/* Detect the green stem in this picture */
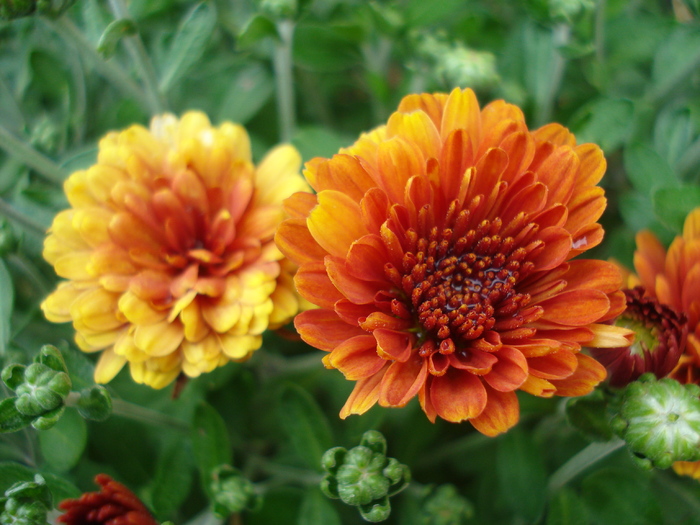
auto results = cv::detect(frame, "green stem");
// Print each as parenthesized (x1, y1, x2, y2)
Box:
(109, 397, 189, 433)
(273, 19, 296, 143)
(414, 432, 489, 470)
(108, 0, 167, 114)
(0, 126, 66, 186)
(48, 17, 151, 113)
(0, 198, 47, 237)
(249, 455, 323, 492)
(256, 350, 322, 381)
(548, 439, 625, 493)
(7, 254, 52, 297)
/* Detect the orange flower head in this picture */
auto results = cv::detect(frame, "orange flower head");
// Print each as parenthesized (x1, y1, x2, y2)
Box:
(57, 474, 157, 525)
(276, 88, 629, 435)
(41, 112, 309, 389)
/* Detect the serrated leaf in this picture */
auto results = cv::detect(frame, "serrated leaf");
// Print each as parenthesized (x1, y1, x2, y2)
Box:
(496, 427, 547, 522)
(546, 488, 590, 525)
(159, 2, 217, 93)
(38, 409, 86, 472)
(624, 143, 678, 195)
(191, 401, 231, 492)
(237, 14, 278, 50)
(278, 383, 333, 470)
(150, 438, 193, 519)
(298, 487, 341, 525)
(217, 64, 274, 124)
(97, 18, 137, 59)
(652, 185, 700, 234)
(581, 468, 661, 524)
(0, 398, 34, 433)
(0, 260, 13, 358)
(651, 25, 700, 100)
(571, 98, 634, 153)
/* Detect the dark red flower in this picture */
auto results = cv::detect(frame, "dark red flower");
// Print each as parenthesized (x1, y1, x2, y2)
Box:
(57, 474, 157, 525)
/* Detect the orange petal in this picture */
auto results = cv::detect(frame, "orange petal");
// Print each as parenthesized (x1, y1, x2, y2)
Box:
(295, 309, 364, 351)
(482, 346, 528, 392)
(683, 208, 700, 241)
(340, 368, 386, 418)
(519, 374, 556, 397)
(313, 155, 376, 202)
(326, 256, 383, 305)
(387, 110, 441, 160)
(294, 262, 343, 309)
(532, 123, 576, 147)
(529, 227, 571, 272)
(633, 230, 666, 289)
(550, 353, 606, 397)
(441, 88, 481, 152)
(470, 387, 519, 436)
(449, 349, 498, 374)
(537, 289, 610, 326)
(275, 218, 328, 266)
(430, 368, 487, 422)
(563, 259, 622, 294)
(527, 349, 578, 380)
(574, 143, 606, 187)
(326, 335, 384, 380)
(374, 329, 413, 362)
(376, 137, 426, 204)
(379, 356, 428, 407)
(307, 190, 365, 258)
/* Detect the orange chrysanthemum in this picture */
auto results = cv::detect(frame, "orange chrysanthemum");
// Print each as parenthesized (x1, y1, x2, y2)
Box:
(41, 112, 309, 389)
(276, 88, 629, 436)
(630, 207, 700, 479)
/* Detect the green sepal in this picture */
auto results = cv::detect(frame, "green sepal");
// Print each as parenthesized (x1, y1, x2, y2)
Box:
(37, 345, 68, 374)
(1, 365, 26, 392)
(97, 19, 137, 59)
(359, 430, 387, 456)
(30, 405, 65, 431)
(383, 458, 410, 497)
(321, 447, 346, 476)
(76, 386, 112, 421)
(208, 465, 261, 518)
(4, 474, 51, 507)
(358, 496, 391, 523)
(0, 399, 34, 433)
(320, 474, 340, 500)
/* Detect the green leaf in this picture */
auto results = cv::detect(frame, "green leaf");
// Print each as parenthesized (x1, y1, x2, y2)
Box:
(191, 401, 231, 491)
(293, 24, 361, 72)
(40, 472, 81, 501)
(581, 468, 662, 524)
(298, 487, 341, 525)
(0, 259, 13, 358)
(237, 14, 278, 50)
(291, 126, 355, 162)
(624, 142, 678, 195)
(496, 427, 547, 522)
(650, 25, 700, 100)
(0, 398, 34, 433)
(217, 64, 274, 125)
(566, 393, 613, 442)
(570, 98, 634, 153)
(278, 383, 333, 470)
(97, 18, 138, 59)
(654, 107, 696, 170)
(0, 462, 35, 493)
(149, 438, 193, 519)
(404, 0, 465, 27)
(546, 488, 590, 525)
(159, 2, 217, 93)
(652, 185, 700, 233)
(38, 409, 87, 472)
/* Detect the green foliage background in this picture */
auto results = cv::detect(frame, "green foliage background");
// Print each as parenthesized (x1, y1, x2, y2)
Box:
(1, 0, 700, 523)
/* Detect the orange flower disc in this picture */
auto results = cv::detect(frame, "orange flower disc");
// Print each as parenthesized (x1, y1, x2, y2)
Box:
(276, 88, 629, 435)
(42, 112, 309, 388)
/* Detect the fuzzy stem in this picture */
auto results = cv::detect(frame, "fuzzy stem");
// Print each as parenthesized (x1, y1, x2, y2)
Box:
(108, 0, 167, 114)
(273, 19, 296, 143)
(0, 198, 48, 237)
(48, 17, 151, 113)
(548, 439, 626, 493)
(109, 397, 189, 433)
(0, 126, 66, 186)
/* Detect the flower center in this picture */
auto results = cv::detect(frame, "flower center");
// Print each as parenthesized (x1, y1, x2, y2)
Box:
(396, 215, 535, 354)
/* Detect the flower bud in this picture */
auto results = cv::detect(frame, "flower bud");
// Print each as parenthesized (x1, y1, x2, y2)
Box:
(419, 484, 474, 525)
(0, 474, 52, 525)
(14, 363, 71, 417)
(611, 374, 700, 469)
(209, 465, 261, 517)
(321, 430, 410, 523)
(76, 386, 112, 422)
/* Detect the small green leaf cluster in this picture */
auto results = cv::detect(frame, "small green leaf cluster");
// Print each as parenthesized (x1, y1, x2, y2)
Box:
(321, 430, 410, 523)
(418, 484, 473, 525)
(0, 474, 51, 525)
(0, 345, 72, 431)
(611, 373, 700, 469)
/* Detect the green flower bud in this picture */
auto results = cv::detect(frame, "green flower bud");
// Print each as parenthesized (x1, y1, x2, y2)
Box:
(209, 465, 261, 517)
(2, 365, 26, 392)
(612, 374, 700, 469)
(321, 431, 410, 523)
(0, 474, 51, 525)
(31, 405, 64, 431)
(76, 386, 112, 421)
(419, 484, 474, 525)
(14, 363, 70, 417)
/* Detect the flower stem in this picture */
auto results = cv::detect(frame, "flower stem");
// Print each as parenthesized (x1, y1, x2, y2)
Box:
(548, 438, 626, 493)
(109, 397, 189, 433)
(108, 0, 167, 114)
(0, 198, 48, 237)
(273, 19, 296, 143)
(47, 17, 151, 113)
(0, 126, 66, 186)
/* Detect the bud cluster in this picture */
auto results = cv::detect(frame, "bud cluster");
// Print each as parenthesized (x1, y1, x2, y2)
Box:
(0, 474, 52, 525)
(208, 465, 261, 517)
(321, 430, 410, 523)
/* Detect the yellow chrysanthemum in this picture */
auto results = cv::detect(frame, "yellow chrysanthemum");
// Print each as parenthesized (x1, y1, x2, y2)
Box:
(41, 112, 309, 388)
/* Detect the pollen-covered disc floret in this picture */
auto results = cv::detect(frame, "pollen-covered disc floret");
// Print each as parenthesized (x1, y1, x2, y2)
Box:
(41, 112, 309, 389)
(276, 88, 630, 435)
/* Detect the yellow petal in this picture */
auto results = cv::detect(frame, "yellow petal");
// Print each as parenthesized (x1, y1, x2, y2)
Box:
(69, 288, 123, 332)
(133, 320, 184, 357)
(255, 144, 306, 206)
(94, 348, 127, 384)
(219, 333, 261, 360)
(119, 291, 168, 325)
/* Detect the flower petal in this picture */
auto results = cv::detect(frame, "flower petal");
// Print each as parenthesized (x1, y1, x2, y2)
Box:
(470, 386, 519, 436)
(430, 368, 487, 422)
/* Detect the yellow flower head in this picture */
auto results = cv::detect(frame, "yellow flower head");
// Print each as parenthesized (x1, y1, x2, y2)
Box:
(41, 112, 309, 389)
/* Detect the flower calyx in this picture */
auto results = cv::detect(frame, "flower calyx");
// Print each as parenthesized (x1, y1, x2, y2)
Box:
(0, 474, 52, 525)
(321, 430, 410, 523)
(208, 465, 261, 518)
(611, 373, 700, 469)
(0, 345, 71, 431)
